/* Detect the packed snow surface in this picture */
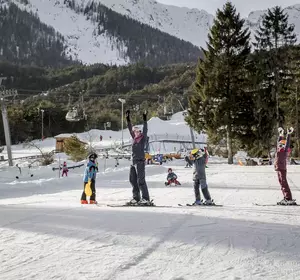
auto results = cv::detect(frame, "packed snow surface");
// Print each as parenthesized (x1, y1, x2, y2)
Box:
(1, 111, 300, 279)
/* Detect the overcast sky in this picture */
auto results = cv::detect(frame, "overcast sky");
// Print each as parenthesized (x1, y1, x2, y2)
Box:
(156, 0, 300, 17)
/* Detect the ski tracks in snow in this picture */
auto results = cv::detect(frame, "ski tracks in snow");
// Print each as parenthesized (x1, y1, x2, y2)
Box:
(101, 213, 194, 280)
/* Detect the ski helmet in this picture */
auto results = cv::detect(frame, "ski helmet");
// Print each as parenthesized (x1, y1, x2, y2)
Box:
(88, 153, 98, 160)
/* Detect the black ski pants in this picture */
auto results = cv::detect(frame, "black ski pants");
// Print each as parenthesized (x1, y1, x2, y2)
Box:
(129, 161, 150, 201)
(81, 179, 96, 201)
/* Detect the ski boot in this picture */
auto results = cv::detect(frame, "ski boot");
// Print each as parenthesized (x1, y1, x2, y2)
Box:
(203, 199, 215, 205)
(90, 200, 98, 204)
(277, 198, 297, 205)
(138, 199, 154, 206)
(192, 200, 203, 206)
(125, 198, 139, 206)
(81, 200, 88, 204)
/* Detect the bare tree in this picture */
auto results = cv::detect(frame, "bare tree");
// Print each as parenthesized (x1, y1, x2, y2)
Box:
(24, 140, 54, 166)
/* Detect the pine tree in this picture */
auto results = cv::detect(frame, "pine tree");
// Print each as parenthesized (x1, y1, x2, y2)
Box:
(254, 6, 297, 127)
(187, 1, 253, 164)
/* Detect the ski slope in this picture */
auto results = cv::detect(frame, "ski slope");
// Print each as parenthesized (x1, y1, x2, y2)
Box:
(0, 111, 206, 160)
(1, 111, 300, 279)
(0, 156, 300, 279)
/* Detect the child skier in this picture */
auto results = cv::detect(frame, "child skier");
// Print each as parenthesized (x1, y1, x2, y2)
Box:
(62, 161, 68, 177)
(81, 153, 98, 204)
(191, 148, 213, 205)
(275, 127, 296, 205)
(165, 168, 181, 186)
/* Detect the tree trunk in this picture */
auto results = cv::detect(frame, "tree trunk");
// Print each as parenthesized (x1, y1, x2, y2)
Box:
(227, 126, 233, 164)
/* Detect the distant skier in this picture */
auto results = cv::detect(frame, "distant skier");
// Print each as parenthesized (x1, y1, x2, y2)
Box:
(191, 148, 213, 205)
(62, 161, 68, 177)
(165, 168, 181, 186)
(81, 153, 98, 204)
(275, 127, 296, 205)
(184, 150, 193, 168)
(126, 109, 151, 205)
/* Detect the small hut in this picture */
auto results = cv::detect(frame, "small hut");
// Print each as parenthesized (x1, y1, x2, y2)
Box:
(54, 133, 87, 153)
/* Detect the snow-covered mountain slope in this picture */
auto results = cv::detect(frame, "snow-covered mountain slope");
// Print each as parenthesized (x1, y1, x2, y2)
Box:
(246, 4, 300, 41)
(7, 0, 300, 65)
(103, 0, 300, 47)
(9, 0, 129, 65)
(95, 0, 214, 50)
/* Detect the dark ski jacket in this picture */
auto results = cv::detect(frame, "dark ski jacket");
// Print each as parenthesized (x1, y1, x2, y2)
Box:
(193, 152, 207, 180)
(127, 120, 147, 164)
(167, 172, 177, 181)
(274, 134, 290, 171)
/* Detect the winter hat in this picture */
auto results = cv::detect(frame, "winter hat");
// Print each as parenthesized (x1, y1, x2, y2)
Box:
(132, 126, 142, 132)
(168, 168, 172, 172)
(88, 153, 98, 160)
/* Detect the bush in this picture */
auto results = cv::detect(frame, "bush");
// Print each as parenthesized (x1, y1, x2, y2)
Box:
(64, 135, 88, 162)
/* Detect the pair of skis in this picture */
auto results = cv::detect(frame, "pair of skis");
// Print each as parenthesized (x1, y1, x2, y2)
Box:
(105, 201, 223, 208)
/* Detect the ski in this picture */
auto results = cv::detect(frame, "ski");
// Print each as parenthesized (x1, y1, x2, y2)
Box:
(254, 203, 299, 207)
(178, 203, 223, 207)
(106, 204, 172, 208)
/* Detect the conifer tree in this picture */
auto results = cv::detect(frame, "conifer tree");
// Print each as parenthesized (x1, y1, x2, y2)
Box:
(187, 1, 253, 164)
(254, 6, 297, 127)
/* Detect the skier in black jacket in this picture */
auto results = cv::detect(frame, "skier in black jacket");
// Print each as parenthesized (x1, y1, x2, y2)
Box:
(126, 109, 151, 205)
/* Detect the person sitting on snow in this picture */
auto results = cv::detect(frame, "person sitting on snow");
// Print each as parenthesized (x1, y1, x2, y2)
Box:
(165, 168, 181, 186)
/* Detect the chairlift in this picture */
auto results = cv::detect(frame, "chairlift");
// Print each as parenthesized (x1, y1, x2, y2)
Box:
(65, 94, 87, 122)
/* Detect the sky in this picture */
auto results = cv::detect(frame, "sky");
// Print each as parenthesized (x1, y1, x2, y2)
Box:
(156, 0, 300, 17)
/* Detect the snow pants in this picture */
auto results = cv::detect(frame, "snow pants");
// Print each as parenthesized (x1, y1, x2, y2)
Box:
(81, 179, 96, 201)
(193, 177, 211, 201)
(62, 170, 68, 177)
(130, 161, 150, 201)
(277, 170, 292, 200)
(166, 179, 180, 185)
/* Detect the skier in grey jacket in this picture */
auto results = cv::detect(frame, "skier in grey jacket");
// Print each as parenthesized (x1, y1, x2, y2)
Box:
(191, 148, 213, 205)
(126, 109, 151, 205)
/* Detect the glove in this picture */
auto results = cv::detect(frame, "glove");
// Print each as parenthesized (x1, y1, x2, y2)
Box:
(278, 127, 284, 136)
(125, 110, 130, 122)
(143, 110, 147, 121)
(287, 127, 294, 134)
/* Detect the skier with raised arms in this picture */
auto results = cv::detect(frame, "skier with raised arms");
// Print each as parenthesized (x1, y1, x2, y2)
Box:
(126, 109, 152, 206)
(275, 127, 296, 205)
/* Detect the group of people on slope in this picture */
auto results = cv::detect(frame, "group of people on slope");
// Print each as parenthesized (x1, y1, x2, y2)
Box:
(79, 110, 297, 206)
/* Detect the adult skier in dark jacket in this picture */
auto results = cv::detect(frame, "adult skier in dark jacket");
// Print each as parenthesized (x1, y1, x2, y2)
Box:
(275, 127, 296, 205)
(126, 110, 151, 205)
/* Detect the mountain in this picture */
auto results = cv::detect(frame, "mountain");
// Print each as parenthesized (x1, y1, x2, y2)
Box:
(2, 0, 202, 67)
(2, 0, 300, 67)
(102, 1, 300, 48)
(0, 1, 75, 67)
(245, 4, 300, 41)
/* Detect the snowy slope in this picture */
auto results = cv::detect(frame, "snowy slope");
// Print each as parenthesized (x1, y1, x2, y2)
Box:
(7, 0, 300, 65)
(245, 4, 300, 42)
(1, 158, 300, 279)
(9, 0, 129, 65)
(95, 0, 214, 49)
(0, 111, 206, 161)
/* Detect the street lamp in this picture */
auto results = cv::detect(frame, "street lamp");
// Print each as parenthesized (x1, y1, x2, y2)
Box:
(118, 98, 126, 147)
(182, 110, 196, 149)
